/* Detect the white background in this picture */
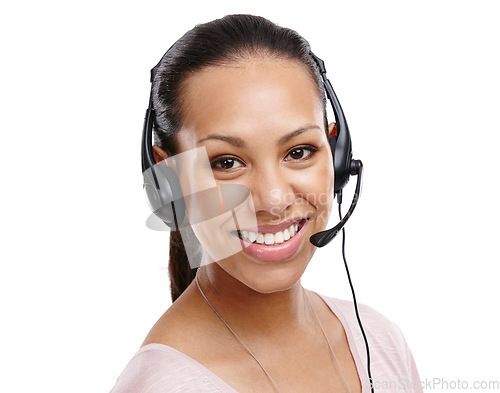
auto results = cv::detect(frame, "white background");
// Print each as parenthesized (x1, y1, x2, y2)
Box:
(1, 0, 499, 392)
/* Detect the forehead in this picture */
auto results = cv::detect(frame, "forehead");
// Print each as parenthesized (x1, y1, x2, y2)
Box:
(177, 59, 324, 143)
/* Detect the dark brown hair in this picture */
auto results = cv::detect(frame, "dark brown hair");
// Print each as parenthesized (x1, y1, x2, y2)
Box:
(151, 14, 326, 302)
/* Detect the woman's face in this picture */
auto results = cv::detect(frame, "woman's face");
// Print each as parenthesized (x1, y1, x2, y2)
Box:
(175, 58, 335, 293)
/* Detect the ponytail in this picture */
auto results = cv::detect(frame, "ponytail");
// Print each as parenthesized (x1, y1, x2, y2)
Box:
(168, 229, 199, 302)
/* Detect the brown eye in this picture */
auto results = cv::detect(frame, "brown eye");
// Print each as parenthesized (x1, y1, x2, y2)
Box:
(220, 158, 236, 169)
(289, 148, 305, 159)
(211, 157, 243, 171)
(285, 146, 317, 161)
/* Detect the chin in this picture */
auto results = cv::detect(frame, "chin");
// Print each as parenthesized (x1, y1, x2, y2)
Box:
(213, 258, 306, 294)
(245, 269, 305, 294)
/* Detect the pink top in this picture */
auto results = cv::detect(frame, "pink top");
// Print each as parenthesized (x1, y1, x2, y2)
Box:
(110, 295, 423, 392)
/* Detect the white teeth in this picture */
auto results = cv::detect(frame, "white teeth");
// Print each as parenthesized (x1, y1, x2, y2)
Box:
(239, 222, 301, 245)
(248, 231, 257, 243)
(264, 233, 274, 245)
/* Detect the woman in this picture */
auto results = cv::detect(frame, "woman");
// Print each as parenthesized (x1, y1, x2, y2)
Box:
(111, 14, 422, 393)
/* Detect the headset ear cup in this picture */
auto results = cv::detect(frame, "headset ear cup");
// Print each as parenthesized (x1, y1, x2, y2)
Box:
(332, 127, 353, 195)
(143, 168, 161, 213)
(143, 165, 186, 229)
(328, 133, 337, 168)
(328, 134, 341, 196)
(311, 52, 354, 195)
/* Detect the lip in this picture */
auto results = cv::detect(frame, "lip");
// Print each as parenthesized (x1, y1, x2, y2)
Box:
(231, 219, 309, 262)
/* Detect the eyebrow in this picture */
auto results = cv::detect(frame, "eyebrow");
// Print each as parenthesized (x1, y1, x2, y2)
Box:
(197, 134, 246, 148)
(277, 125, 322, 145)
(197, 125, 321, 148)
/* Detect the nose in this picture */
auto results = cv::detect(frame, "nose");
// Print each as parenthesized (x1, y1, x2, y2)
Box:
(248, 165, 295, 218)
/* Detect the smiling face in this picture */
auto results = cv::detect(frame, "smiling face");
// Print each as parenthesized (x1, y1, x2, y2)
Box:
(173, 58, 335, 293)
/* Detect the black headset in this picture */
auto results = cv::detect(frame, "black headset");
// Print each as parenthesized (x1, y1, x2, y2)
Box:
(141, 51, 363, 244)
(141, 48, 373, 392)
(141, 57, 185, 230)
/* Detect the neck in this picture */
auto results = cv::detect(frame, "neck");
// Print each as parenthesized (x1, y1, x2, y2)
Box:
(196, 263, 311, 337)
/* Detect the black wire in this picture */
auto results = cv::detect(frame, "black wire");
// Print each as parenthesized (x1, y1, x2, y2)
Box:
(338, 197, 374, 393)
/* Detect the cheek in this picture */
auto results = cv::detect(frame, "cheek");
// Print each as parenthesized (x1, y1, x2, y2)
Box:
(292, 160, 335, 218)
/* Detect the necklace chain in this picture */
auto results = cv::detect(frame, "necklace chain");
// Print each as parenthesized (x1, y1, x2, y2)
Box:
(195, 273, 352, 393)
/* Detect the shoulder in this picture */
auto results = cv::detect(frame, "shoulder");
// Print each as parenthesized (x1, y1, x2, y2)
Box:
(318, 294, 407, 345)
(318, 294, 423, 392)
(109, 344, 229, 393)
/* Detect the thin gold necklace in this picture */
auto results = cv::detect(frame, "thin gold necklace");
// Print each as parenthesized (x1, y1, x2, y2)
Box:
(195, 273, 351, 393)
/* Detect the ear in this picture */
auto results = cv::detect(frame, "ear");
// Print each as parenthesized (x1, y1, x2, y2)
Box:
(152, 145, 169, 164)
(328, 122, 337, 138)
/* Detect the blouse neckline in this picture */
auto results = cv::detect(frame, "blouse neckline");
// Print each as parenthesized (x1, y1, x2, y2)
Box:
(139, 293, 369, 393)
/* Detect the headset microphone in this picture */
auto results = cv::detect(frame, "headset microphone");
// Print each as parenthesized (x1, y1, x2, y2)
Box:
(308, 54, 363, 248)
(309, 161, 362, 247)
